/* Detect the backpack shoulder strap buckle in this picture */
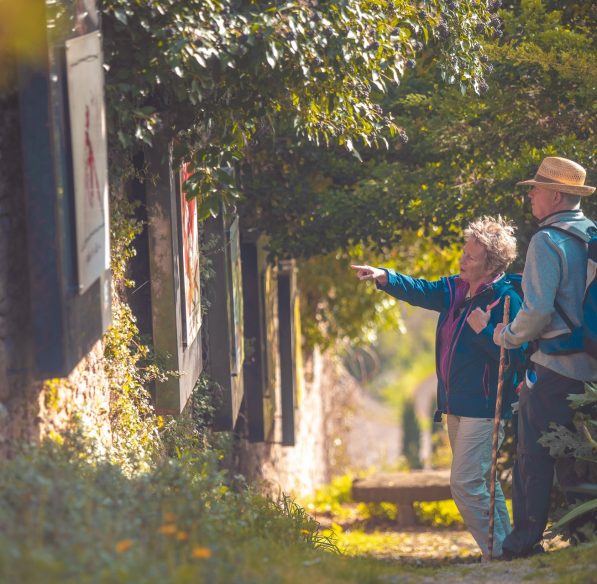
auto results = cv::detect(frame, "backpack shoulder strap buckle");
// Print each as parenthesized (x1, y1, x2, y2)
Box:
(538, 221, 595, 244)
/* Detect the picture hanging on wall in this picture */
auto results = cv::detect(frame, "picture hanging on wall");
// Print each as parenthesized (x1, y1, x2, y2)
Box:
(179, 162, 202, 346)
(65, 30, 110, 293)
(229, 216, 244, 375)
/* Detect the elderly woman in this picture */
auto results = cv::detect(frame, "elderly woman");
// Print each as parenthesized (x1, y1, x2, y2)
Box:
(352, 216, 523, 560)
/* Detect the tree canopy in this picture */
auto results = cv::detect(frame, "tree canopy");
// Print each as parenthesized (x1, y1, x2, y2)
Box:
(101, 0, 498, 210)
(241, 0, 596, 260)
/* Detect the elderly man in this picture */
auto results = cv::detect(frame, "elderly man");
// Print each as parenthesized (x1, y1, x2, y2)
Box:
(493, 156, 597, 559)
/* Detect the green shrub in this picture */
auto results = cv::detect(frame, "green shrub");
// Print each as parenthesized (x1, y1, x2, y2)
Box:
(305, 472, 357, 518)
(540, 382, 597, 543)
(402, 399, 422, 470)
(0, 441, 336, 583)
(415, 501, 463, 528)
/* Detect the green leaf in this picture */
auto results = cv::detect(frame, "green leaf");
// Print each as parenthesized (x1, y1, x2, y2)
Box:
(569, 383, 597, 408)
(113, 8, 127, 25)
(554, 498, 597, 529)
(266, 51, 276, 68)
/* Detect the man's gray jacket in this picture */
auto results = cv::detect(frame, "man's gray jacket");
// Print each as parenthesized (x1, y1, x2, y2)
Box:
(500, 209, 597, 381)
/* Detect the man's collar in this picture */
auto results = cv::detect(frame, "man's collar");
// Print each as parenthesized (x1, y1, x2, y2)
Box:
(539, 209, 584, 227)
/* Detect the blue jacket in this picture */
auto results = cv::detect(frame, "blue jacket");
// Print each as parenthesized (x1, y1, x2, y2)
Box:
(379, 270, 524, 419)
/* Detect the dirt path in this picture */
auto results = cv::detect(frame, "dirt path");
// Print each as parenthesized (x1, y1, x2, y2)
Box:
(337, 526, 574, 583)
(338, 525, 567, 564)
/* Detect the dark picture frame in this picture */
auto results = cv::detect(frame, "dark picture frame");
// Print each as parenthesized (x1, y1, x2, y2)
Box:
(18, 0, 111, 378)
(144, 146, 203, 414)
(204, 209, 245, 431)
(241, 231, 278, 442)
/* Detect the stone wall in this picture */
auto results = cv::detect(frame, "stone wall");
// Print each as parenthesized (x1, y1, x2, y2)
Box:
(36, 341, 112, 453)
(238, 347, 360, 497)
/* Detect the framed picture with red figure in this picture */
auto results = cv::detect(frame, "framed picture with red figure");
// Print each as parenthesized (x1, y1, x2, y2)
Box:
(178, 162, 202, 347)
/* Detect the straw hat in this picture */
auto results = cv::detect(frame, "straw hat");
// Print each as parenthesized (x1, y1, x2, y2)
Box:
(517, 157, 595, 196)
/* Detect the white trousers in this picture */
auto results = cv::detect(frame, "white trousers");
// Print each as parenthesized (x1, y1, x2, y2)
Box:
(447, 414, 512, 557)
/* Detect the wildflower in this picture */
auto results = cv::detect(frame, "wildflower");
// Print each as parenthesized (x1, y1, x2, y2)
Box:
(162, 512, 177, 522)
(158, 524, 177, 535)
(115, 539, 134, 553)
(191, 546, 212, 559)
(301, 529, 311, 536)
(176, 531, 189, 541)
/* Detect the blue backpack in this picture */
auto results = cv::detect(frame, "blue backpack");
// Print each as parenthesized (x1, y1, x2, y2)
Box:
(536, 222, 597, 359)
(502, 274, 529, 399)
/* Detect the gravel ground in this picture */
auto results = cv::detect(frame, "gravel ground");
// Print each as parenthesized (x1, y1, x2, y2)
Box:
(343, 528, 573, 583)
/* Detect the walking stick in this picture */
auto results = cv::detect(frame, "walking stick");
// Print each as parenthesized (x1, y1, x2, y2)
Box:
(488, 295, 510, 561)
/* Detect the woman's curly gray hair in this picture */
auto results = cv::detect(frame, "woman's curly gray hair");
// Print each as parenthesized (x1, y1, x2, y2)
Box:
(464, 215, 517, 275)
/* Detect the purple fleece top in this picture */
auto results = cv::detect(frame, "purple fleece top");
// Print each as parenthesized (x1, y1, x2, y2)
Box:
(437, 274, 503, 391)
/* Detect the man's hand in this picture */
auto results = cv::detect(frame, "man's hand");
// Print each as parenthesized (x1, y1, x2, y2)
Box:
(493, 323, 505, 346)
(467, 307, 490, 334)
(350, 264, 388, 287)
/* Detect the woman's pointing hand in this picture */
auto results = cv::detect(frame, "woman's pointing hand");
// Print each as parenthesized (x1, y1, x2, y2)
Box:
(350, 265, 388, 286)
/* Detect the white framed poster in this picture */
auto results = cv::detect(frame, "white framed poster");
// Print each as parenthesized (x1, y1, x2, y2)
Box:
(179, 162, 202, 346)
(65, 31, 110, 293)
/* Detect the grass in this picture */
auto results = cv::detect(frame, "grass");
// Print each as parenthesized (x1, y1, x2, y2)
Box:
(0, 440, 594, 583)
(0, 441, 442, 584)
(523, 541, 597, 583)
(0, 440, 339, 584)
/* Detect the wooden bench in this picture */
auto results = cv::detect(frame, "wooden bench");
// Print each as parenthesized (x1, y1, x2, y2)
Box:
(352, 469, 452, 527)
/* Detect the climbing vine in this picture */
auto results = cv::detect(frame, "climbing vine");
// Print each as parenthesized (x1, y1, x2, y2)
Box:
(104, 189, 165, 470)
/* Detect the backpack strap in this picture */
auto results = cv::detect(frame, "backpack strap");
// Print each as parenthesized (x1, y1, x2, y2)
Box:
(554, 299, 576, 333)
(535, 221, 597, 331)
(537, 222, 593, 244)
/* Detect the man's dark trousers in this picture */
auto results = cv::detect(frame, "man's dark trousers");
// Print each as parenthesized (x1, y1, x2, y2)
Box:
(502, 363, 584, 556)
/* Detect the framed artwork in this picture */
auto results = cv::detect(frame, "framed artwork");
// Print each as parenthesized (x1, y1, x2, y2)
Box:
(65, 31, 110, 294)
(144, 146, 203, 414)
(179, 163, 201, 347)
(241, 232, 277, 442)
(262, 262, 279, 406)
(204, 210, 244, 430)
(17, 5, 111, 377)
(277, 260, 298, 446)
(229, 216, 244, 375)
(293, 292, 304, 407)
